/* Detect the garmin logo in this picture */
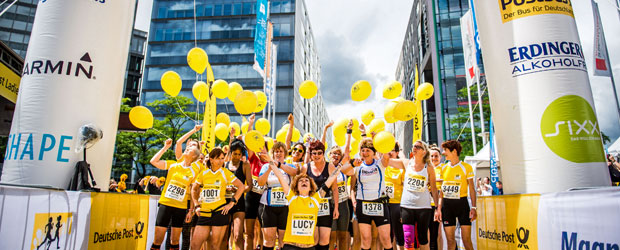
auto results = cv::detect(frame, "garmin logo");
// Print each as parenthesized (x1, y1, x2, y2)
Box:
(508, 41, 586, 77)
(561, 231, 619, 250)
(23, 53, 96, 80)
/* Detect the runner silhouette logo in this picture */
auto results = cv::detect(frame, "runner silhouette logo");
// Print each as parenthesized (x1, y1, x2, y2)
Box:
(30, 212, 73, 250)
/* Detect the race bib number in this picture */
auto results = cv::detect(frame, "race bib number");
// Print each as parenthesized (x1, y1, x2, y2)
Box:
(337, 182, 349, 203)
(270, 187, 287, 206)
(291, 214, 315, 236)
(405, 174, 427, 193)
(318, 198, 330, 216)
(251, 176, 266, 194)
(385, 182, 395, 198)
(200, 185, 220, 203)
(362, 202, 383, 216)
(442, 181, 461, 199)
(164, 181, 187, 202)
(225, 184, 235, 199)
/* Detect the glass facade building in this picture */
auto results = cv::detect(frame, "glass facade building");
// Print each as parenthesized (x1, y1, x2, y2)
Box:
(144, 0, 329, 139)
(0, 0, 37, 59)
(395, 0, 483, 154)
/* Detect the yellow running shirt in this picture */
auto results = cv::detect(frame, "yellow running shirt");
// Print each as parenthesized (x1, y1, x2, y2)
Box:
(440, 161, 474, 199)
(194, 167, 237, 213)
(385, 166, 404, 204)
(159, 160, 201, 209)
(283, 192, 320, 246)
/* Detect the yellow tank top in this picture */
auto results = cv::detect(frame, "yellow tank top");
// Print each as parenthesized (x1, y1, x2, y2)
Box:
(385, 166, 404, 204)
(194, 167, 237, 213)
(283, 192, 320, 246)
(159, 160, 200, 209)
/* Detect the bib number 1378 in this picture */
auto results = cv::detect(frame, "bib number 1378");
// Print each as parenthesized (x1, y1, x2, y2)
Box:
(362, 202, 383, 216)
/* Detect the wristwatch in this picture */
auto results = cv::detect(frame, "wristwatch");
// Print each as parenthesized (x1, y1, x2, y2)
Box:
(230, 197, 237, 205)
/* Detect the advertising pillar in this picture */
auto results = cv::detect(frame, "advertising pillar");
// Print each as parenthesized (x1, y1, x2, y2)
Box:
(473, 1, 610, 193)
(1, 0, 136, 190)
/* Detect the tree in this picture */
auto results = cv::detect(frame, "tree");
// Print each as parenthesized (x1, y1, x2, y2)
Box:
(113, 95, 203, 178)
(447, 84, 491, 160)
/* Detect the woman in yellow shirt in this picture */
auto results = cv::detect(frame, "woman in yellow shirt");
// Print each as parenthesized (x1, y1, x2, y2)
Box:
(190, 148, 245, 250)
(263, 151, 343, 250)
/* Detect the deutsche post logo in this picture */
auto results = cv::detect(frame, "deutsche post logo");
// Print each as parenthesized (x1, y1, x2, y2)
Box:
(134, 221, 144, 239)
(498, 0, 574, 23)
(517, 227, 530, 249)
(30, 213, 73, 250)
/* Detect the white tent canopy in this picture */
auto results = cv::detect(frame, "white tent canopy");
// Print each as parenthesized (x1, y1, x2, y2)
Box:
(464, 141, 499, 169)
(608, 137, 620, 155)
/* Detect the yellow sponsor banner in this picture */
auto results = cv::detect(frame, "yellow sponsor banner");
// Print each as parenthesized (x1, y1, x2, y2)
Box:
(88, 193, 150, 250)
(477, 194, 539, 250)
(202, 63, 216, 153)
(0, 61, 20, 103)
(30, 212, 73, 250)
(498, 0, 574, 23)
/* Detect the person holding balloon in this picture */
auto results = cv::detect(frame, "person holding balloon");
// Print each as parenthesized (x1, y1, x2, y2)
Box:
(175, 124, 203, 162)
(149, 139, 202, 250)
(256, 141, 298, 250)
(383, 142, 405, 250)
(339, 121, 393, 250)
(190, 148, 245, 250)
(222, 138, 253, 250)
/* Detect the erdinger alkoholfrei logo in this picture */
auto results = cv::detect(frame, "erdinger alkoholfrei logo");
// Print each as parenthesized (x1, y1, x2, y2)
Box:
(541, 95, 605, 163)
(517, 227, 530, 249)
(508, 41, 586, 78)
(30, 213, 73, 250)
(23, 52, 96, 80)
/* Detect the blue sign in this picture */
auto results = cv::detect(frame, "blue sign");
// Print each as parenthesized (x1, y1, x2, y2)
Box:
(489, 116, 499, 195)
(253, 0, 269, 76)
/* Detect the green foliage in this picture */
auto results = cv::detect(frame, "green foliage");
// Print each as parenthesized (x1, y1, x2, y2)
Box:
(0, 136, 6, 163)
(447, 85, 491, 160)
(113, 95, 204, 178)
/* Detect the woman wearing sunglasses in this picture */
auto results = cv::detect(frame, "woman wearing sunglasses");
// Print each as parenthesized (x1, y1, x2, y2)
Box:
(297, 140, 340, 250)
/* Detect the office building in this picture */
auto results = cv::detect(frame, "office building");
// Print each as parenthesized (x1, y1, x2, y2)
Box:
(124, 29, 148, 107)
(143, 0, 330, 139)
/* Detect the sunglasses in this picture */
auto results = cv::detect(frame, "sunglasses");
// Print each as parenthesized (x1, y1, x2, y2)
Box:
(413, 145, 424, 150)
(311, 151, 324, 156)
(292, 148, 304, 154)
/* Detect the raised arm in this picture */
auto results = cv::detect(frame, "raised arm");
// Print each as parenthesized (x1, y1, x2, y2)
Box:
(285, 114, 294, 150)
(269, 160, 291, 195)
(247, 114, 256, 133)
(320, 121, 334, 146)
(380, 152, 406, 169)
(343, 120, 353, 161)
(150, 139, 172, 170)
(175, 124, 202, 160)
(318, 164, 343, 198)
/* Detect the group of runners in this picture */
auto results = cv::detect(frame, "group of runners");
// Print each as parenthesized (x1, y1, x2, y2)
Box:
(148, 114, 477, 250)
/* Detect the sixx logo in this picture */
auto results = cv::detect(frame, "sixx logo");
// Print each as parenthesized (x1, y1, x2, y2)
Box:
(30, 213, 73, 250)
(561, 231, 619, 250)
(540, 95, 605, 163)
(498, 0, 574, 23)
(508, 41, 586, 77)
(517, 227, 530, 249)
(23, 53, 96, 80)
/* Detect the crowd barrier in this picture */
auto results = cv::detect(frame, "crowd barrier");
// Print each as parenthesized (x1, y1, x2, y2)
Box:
(1, 184, 618, 250)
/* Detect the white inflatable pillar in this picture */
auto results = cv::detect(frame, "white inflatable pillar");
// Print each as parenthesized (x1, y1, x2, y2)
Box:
(1, 0, 136, 190)
(473, 1, 610, 193)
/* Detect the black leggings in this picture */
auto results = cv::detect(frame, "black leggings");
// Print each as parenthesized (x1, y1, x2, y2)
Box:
(429, 206, 440, 250)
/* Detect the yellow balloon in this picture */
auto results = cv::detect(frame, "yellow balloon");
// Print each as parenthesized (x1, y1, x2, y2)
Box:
(352, 129, 361, 139)
(265, 136, 274, 151)
(303, 133, 315, 143)
(334, 134, 345, 147)
(229, 122, 241, 136)
(215, 123, 229, 141)
(373, 131, 396, 153)
(241, 121, 250, 135)
(245, 130, 265, 152)
(333, 118, 349, 138)
(216, 113, 230, 126)
(361, 109, 375, 125)
(212, 79, 229, 99)
(192, 81, 209, 102)
(416, 82, 434, 101)
(234, 90, 258, 115)
(187, 47, 208, 74)
(368, 119, 385, 134)
(228, 82, 243, 102)
(299, 80, 318, 99)
(393, 100, 417, 121)
(292, 128, 301, 142)
(276, 129, 287, 143)
(384, 101, 398, 123)
(254, 91, 267, 112)
(393, 97, 405, 103)
(160, 71, 182, 97)
(351, 80, 372, 101)
(383, 81, 403, 99)
(129, 106, 153, 129)
(281, 124, 290, 132)
(255, 118, 271, 135)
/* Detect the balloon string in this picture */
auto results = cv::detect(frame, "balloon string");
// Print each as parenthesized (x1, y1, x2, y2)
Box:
(150, 128, 171, 139)
(455, 85, 488, 141)
(175, 99, 199, 124)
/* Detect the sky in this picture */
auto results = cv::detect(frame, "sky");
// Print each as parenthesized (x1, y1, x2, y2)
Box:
(134, 0, 620, 148)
